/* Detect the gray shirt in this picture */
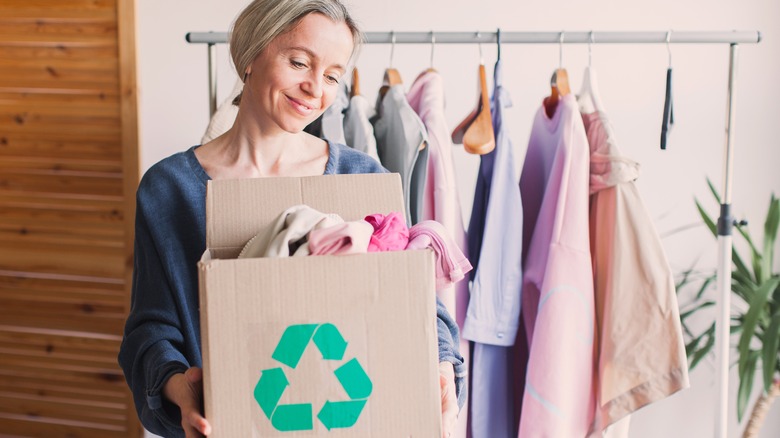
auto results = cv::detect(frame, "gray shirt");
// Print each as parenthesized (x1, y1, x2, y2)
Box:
(372, 85, 429, 226)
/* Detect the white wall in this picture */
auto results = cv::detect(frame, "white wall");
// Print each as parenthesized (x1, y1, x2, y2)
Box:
(137, 0, 780, 436)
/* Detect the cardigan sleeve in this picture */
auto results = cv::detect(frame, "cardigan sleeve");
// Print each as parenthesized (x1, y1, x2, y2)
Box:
(436, 297, 467, 409)
(118, 186, 191, 438)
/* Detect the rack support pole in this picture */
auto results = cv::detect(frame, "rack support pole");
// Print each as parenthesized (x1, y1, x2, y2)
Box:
(715, 42, 738, 438)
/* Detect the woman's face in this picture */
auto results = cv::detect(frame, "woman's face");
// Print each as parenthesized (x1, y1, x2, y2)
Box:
(243, 13, 354, 135)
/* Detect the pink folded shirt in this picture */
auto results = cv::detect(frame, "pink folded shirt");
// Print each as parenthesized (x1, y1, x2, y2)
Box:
(364, 212, 409, 252)
(407, 220, 473, 289)
(308, 220, 374, 256)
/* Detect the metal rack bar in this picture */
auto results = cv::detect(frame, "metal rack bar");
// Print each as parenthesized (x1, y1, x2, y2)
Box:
(185, 30, 761, 45)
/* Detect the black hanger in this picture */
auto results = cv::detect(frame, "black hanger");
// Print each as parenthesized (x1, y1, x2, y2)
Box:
(661, 31, 674, 150)
(661, 68, 674, 150)
(496, 28, 502, 61)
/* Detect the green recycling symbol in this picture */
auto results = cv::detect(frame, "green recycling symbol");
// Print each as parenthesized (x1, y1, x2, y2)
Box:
(253, 323, 373, 432)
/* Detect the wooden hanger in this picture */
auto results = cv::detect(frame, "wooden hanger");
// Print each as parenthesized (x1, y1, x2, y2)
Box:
(379, 31, 403, 100)
(452, 64, 496, 155)
(451, 32, 495, 155)
(451, 106, 478, 145)
(461, 64, 495, 154)
(378, 68, 402, 101)
(544, 32, 570, 119)
(544, 68, 570, 118)
(350, 67, 360, 98)
(384, 68, 402, 86)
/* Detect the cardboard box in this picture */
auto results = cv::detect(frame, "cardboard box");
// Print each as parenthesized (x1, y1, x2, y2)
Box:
(198, 174, 441, 437)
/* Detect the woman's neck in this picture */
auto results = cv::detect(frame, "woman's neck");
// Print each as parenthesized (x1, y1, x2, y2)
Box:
(196, 109, 328, 180)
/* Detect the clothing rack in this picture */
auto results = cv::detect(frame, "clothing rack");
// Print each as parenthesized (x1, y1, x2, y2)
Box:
(185, 30, 760, 116)
(185, 30, 762, 438)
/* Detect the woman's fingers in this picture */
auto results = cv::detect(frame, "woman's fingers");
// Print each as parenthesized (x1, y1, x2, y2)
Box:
(439, 362, 457, 438)
(169, 367, 211, 436)
(183, 408, 211, 437)
(185, 366, 203, 385)
(182, 419, 204, 438)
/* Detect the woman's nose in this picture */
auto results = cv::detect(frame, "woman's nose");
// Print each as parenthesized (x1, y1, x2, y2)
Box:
(301, 72, 323, 98)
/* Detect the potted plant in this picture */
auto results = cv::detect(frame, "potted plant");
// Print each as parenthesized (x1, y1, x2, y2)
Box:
(679, 180, 779, 437)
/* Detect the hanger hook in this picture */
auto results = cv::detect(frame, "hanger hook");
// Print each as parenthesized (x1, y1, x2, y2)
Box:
(390, 30, 396, 67)
(497, 28, 502, 61)
(430, 31, 436, 69)
(476, 31, 484, 64)
(559, 31, 565, 69)
(588, 31, 595, 67)
(666, 30, 672, 67)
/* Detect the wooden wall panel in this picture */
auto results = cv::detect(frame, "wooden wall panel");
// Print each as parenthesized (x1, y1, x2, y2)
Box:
(0, 0, 140, 435)
(0, 18, 117, 38)
(0, 1, 117, 18)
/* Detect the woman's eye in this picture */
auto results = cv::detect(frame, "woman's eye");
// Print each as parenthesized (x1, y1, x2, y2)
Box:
(290, 60, 307, 69)
(325, 75, 339, 84)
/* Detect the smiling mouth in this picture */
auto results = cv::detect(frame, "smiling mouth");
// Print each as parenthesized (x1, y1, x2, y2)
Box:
(286, 96, 318, 115)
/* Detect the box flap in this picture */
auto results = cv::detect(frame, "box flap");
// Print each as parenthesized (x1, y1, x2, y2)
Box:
(206, 173, 405, 253)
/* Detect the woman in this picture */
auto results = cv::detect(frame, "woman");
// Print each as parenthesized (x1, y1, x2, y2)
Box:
(118, 1, 465, 437)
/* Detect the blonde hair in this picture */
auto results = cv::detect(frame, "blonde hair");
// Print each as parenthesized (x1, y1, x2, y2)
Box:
(229, 0, 362, 104)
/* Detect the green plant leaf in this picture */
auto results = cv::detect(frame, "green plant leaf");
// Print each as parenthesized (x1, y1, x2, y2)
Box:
(737, 349, 760, 421)
(733, 251, 754, 286)
(689, 323, 716, 370)
(696, 199, 717, 238)
(695, 275, 716, 301)
(732, 267, 756, 290)
(706, 177, 722, 204)
(685, 333, 702, 358)
(732, 280, 755, 305)
(773, 283, 780, 318)
(738, 278, 780, 376)
(681, 323, 695, 339)
(762, 195, 779, 276)
(762, 309, 780, 393)
(680, 301, 715, 321)
(735, 223, 761, 258)
(734, 223, 764, 284)
(676, 268, 695, 291)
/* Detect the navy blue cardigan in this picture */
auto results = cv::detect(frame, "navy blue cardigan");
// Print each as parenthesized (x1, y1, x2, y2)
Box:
(118, 142, 465, 436)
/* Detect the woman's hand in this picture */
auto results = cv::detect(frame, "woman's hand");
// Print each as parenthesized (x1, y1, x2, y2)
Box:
(439, 361, 458, 438)
(162, 367, 212, 437)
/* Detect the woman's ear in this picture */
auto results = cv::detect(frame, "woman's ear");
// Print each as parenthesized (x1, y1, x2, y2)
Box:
(243, 68, 252, 82)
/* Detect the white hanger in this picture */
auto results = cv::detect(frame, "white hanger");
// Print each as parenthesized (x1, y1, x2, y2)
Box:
(578, 31, 606, 114)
